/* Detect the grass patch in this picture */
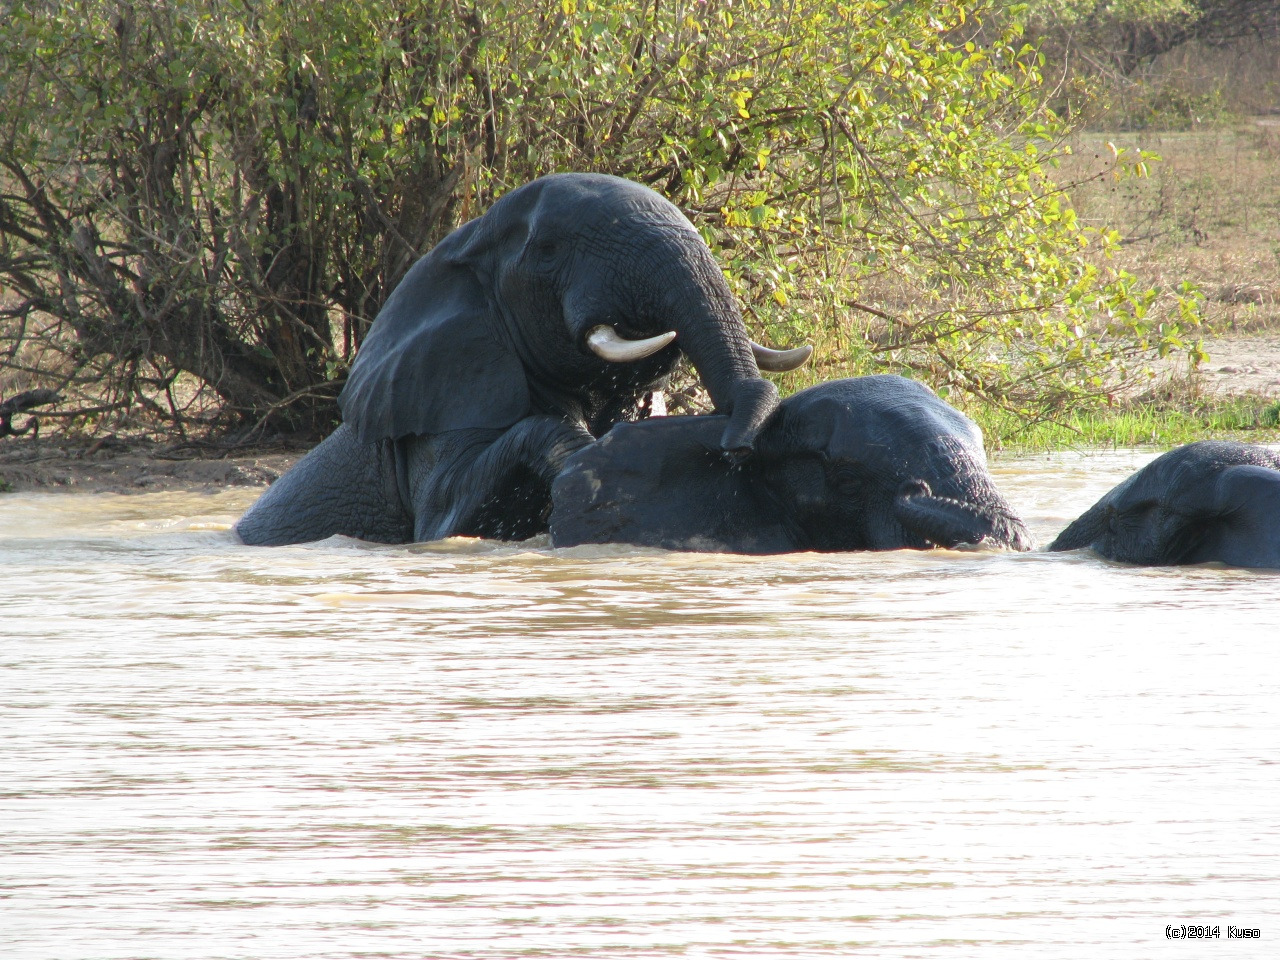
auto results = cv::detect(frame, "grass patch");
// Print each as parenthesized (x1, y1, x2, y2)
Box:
(975, 394, 1280, 453)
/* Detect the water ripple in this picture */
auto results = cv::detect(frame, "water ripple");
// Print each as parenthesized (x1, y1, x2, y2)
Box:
(2, 454, 1278, 959)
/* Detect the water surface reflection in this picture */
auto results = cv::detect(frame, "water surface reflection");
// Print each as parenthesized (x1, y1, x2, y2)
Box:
(2, 450, 1277, 959)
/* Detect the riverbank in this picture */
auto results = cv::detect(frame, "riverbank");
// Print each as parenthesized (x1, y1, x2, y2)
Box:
(2, 332, 1278, 495)
(0, 436, 305, 495)
(970, 334, 1280, 450)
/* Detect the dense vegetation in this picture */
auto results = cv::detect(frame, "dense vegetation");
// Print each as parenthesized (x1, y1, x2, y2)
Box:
(0, 0, 1218, 439)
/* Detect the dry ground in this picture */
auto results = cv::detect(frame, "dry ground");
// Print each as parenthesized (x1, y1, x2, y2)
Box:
(1061, 119, 1280, 337)
(1057, 116, 1280, 408)
(1182, 335, 1280, 396)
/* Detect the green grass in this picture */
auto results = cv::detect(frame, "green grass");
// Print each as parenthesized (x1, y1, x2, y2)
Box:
(974, 394, 1280, 453)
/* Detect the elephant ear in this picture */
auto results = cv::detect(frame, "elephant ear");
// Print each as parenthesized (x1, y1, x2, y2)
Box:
(337, 218, 531, 443)
(550, 416, 796, 554)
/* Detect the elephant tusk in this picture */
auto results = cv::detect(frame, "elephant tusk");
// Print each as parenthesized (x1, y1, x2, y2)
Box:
(586, 325, 677, 363)
(750, 341, 813, 372)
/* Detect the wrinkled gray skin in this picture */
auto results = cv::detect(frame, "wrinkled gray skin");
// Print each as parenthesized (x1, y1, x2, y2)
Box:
(237, 173, 802, 546)
(549, 375, 1033, 554)
(1049, 440, 1280, 568)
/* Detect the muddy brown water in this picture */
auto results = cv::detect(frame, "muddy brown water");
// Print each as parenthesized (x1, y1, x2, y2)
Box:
(2, 448, 1277, 959)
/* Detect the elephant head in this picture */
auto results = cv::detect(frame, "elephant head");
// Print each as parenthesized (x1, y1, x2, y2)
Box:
(337, 173, 808, 456)
(549, 375, 1033, 554)
(1048, 440, 1280, 567)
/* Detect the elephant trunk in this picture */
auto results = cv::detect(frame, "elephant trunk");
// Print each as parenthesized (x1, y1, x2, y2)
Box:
(1047, 507, 1106, 552)
(653, 240, 779, 456)
(894, 479, 1034, 551)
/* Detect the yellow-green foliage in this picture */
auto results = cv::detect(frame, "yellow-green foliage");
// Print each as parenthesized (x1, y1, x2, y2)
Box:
(0, 0, 1200, 431)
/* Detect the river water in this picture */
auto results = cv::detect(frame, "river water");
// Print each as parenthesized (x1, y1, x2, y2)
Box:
(2, 448, 1276, 959)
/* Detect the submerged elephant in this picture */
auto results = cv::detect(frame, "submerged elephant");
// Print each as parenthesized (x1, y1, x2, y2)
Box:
(236, 173, 808, 546)
(549, 375, 1033, 554)
(1048, 440, 1280, 568)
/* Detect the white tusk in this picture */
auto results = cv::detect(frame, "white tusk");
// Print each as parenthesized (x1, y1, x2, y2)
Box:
(751, 341, 812, 372)
(586, 325, 677, 363)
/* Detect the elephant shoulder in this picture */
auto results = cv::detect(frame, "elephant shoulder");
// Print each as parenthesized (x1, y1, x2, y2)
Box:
(338, 244, 531, 443)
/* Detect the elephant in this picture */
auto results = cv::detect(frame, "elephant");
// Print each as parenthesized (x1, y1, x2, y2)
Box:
(1048, 440, 1280, 568)
(236, 172, 809, 546)
(548, 375, 1034, 554)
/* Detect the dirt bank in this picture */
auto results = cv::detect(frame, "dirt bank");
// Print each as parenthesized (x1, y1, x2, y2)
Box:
(0, 437, 305, 495)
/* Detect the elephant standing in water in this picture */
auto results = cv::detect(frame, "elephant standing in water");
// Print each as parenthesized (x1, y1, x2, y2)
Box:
(550, 375, 1033, 554)
(236, 173, 808, 546)
(1049, 440, 1280, 568)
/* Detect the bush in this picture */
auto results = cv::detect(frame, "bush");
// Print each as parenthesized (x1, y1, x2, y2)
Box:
(0, 0, 1200, 437)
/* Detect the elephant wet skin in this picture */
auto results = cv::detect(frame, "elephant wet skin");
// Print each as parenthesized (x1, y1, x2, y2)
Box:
(1048, 440, 1280, 568)
(236, 173, 808, 546)
(549, 375, 1033, 554)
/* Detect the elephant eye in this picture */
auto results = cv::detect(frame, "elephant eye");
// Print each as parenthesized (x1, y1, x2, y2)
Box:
(829, 460, 868, 496)
(528, 238, 559, 263)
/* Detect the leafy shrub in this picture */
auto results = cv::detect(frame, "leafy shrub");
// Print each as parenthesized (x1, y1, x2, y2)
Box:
(0, 0, 1200, 436)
